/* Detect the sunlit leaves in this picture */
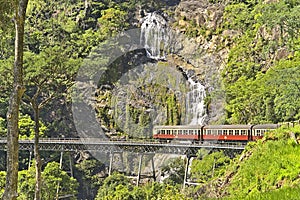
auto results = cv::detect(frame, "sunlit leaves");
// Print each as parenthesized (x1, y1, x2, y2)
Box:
(191, 151, 230, 183)
(18, 114, 47, 139)
(16, 161, 78, 199)
(95, 173, 189, 200)
(98, 7, 129, 39)
(227, 136, 300, 198)
(223, 1, 300, 123)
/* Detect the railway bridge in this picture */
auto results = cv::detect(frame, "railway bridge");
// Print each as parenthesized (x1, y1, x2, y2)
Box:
(0, 138, 246, 153)
(0, 138, 246, 186)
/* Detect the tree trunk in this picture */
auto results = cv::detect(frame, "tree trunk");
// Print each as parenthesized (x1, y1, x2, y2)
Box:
(2, 0, 28, 199)
(33, 102, 42, 200)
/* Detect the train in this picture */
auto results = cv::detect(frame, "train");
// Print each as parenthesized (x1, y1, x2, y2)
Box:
(153, 124, 280, 142)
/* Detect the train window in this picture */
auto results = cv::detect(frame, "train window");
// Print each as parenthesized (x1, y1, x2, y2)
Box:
(241, 130, 246, 135)
(189, 130, 193, 135)
(184, 130, 188, 135)
(223, 130, 228, 135)
(235, 130, 240, 135)
(206, 130, 211, 135)
(167, 130, 171, 135)
(257, 130, 265, 136)
(161, 130, 165, 134)
(229, 130, 233, 135)
(218, 130, 222, 135)
(211, 130, 216, 135)
(193, 129, 197, 135)
(255, 130, 260, 136)
(178, 130, 182, 135)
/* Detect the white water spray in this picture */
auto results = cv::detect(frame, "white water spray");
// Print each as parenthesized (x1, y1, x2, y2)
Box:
(140, 12, 207, 125)
(140, 12, 169, 60)
(185, 77, 207, 125)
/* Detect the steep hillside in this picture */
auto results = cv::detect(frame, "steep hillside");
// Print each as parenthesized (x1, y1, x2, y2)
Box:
(190, 125, 300, 199)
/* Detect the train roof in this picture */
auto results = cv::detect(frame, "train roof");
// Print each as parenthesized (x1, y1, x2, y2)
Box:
(154, 125, 204, 129)
(204, 125, 252, 129)
(252, 124, 280, 129)
(154, 124, 280, 130)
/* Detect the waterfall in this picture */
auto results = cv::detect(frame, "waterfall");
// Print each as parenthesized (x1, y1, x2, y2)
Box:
(140, 12, 207, 125)
(185, 77, 207, 125)
(140, 12, 169, 60)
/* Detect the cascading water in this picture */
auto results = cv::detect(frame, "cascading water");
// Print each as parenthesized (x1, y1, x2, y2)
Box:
(140, 12, 169, 60)
(185, 76, 207, 125)
(140, 12, 207, 125)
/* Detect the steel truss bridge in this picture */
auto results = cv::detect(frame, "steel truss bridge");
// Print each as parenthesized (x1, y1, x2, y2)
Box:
(0, 138, 246, 155)
(0, 138, 246, 186)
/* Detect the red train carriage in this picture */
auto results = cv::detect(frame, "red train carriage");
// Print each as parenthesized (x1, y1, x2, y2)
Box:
(153, 124, 280, 142)
(251, 124, 280, 140)
(153, 125, 203, 141)
(203, 125, 252, 141)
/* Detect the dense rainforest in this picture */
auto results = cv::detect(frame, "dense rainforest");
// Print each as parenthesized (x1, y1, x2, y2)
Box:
(0, 0, 300, 199)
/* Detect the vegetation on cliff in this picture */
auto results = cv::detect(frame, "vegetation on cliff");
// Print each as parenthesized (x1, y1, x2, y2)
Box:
(183, 125, 300, 199)
(0, 0, 300, 199)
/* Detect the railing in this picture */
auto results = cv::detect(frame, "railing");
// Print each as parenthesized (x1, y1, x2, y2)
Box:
(279, 120, 300, 128)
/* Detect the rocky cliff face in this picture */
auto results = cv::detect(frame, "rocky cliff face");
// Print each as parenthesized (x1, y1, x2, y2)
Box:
(96, 0, 234, 136)
(164, 0, 230, 123)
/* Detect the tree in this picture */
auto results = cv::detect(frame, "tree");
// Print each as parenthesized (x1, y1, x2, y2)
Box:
(95, 172, 132, 200)
(22, 47, 79, 200)
(95, 173, 189, 200)
(161, 157, 186, 185)
(12, 161, 78, 199)
(42, 162, 78, 200)
(1, 0, 29, 199)
(97, 7, 129, 40)
(191, 151, 230, 183)
(18, 114, 47, 139)
(75, 158, 106, 199)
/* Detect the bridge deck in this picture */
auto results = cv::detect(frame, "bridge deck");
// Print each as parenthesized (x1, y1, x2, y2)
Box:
(0, 138, 246, 155)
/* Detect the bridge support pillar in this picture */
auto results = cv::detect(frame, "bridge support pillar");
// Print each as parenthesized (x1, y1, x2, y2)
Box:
(136, 154, 143, 186)
(183, 155, 196, 189)
(108, 151, 125, 176)
(28, 150, 33, 169)
(136, 153, 156, 186)
(151, 156, 156, 182)
(57, 151, 74, 177)
(108, 152, 113, 176)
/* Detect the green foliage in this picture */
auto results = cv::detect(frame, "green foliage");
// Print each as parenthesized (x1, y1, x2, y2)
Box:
(0, 57, 13, 117)
(42, 162, 78, 200)
(98, 7, 129, 39)
(226, 139, 300, 199)
(0, 171, 6, 195)
(225, 52, 300, 123)
(0, 0, 14, 31)
(95, 173, 189, 200)
(222, 1, 300, 123)
(161, 157, 185, 185)
(241, 186, 300, 200)
(18, 114, 47, 139)
(75, 159, 106, 199)
(223, 3, 255, 32)
(95, 172, 132, 200)
(191, 151, 230, 183)
(18, 164, 36, 199)
(0, 117, 7, 137)
(0, 161, 78, 199)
